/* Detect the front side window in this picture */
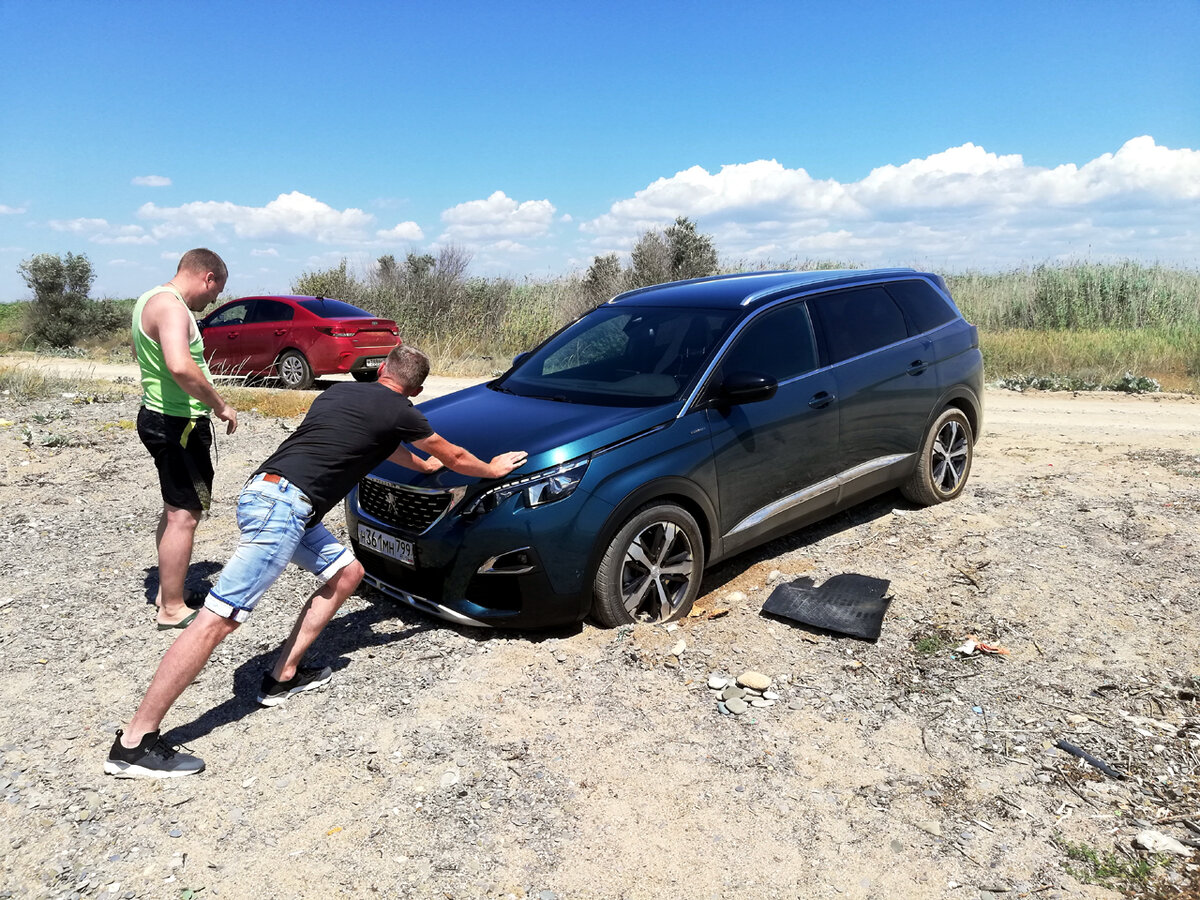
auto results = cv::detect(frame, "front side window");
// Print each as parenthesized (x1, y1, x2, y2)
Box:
(809, 287, 908, 364)
(206, 302, 251, 327)
(496, 306, 738, 406)
(713, 302, 817, 383)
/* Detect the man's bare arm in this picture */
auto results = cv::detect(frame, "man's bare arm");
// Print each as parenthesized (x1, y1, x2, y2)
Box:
(386, 445, 444, 474)
(144, 293, 238, 433)
(412, 433, 526, 479)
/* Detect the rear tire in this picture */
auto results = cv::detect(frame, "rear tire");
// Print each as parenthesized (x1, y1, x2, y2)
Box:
(901, 407, 973, 505)
(276, 351, 314, 390)
(592, 503, 704, 627)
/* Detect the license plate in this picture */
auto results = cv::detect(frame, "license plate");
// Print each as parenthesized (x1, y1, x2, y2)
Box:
(365, 357, 383, 368)
(357, 524, 414, 566)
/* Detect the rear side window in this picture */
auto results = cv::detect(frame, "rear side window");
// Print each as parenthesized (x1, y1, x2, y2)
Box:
(808, 287, 908, 364)
(717, 303, 817, 382)
(885, 279, 956, 334)
(250, 300, 295, 323)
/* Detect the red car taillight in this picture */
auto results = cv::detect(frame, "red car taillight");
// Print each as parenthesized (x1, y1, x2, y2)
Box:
(315, 325, 356, 337)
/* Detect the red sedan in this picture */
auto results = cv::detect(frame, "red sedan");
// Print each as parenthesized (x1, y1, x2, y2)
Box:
(198, 295, 400, 389)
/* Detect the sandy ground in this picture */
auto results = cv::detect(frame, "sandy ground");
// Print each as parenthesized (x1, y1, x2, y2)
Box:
(0, 356, 1198, 899)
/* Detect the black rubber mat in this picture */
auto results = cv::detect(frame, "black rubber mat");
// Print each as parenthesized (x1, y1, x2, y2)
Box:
(761, 574, 892, 640)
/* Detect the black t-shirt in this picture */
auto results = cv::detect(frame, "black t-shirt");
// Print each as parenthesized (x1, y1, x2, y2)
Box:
(256, 381, 433, 524)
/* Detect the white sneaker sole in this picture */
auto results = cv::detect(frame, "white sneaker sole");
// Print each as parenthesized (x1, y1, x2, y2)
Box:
(103, 760, 205, 778)
(256, 672, 332, 707)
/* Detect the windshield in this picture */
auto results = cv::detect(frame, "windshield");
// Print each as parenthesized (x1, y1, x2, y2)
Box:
(496, 306, 739, 406)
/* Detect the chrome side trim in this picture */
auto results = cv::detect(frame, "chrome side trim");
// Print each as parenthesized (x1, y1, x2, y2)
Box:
(363, 573, 490, 629)
(724, 453, 913, 538)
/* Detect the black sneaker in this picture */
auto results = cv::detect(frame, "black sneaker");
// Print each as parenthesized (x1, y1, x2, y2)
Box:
(257, 665, 333, 706)
(103, 730, 205, 778)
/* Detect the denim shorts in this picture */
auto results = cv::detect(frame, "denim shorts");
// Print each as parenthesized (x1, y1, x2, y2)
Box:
(205, 473, 355, 623)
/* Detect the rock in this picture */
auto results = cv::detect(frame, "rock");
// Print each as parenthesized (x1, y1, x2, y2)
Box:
(725, 697, 749, 715)
(916, 820, 943, 837)
(763, 690, 781, 700)
(720, 686, 746, 701)
(670, 640, 686, 657)
(440, 770, 460, 789)
(726, 590, 748, 604)
(767, 569, 783, 584)
(707, 674, 730, 690)
(750, 699, 773, 709)
(737, 671, 771, 691)
(1134, 830, 1193, 857)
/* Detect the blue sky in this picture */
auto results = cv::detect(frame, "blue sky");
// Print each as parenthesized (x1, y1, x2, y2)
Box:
(2, 0, 1198, 301)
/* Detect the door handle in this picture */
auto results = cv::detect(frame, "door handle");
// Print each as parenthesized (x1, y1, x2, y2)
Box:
(907, 360, 927, 376)
(274, 329, 287, 335)
(808, 391, 835, 409)
(227, 332, 239, 339)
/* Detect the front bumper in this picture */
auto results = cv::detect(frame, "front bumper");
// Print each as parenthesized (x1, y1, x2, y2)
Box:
(345, 484, 601, 630)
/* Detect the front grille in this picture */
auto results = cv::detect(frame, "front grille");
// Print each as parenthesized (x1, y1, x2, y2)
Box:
(357, 477, 456, 534)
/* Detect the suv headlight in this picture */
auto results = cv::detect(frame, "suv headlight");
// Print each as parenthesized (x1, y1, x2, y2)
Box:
(463, 456, 590, 517)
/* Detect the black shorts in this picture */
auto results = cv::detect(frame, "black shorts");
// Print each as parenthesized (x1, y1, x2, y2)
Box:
(137, 407, 215, 511)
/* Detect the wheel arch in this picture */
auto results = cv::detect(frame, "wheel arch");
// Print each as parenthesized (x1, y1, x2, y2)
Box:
(932, 385, 981, 444)
(586, 476, 719, 582)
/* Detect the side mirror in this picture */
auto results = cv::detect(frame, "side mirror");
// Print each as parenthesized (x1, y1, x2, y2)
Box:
(714, 371, 777, 406)
(511, 351, 530, 368)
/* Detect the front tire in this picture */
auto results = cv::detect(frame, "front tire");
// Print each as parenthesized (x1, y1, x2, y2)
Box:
(901, 407, 973, 505)
(276, 351, 314, 390)
(592, 503, 704, 626)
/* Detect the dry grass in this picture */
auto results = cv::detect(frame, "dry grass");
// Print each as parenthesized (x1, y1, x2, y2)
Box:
(220, 385, 315, 418)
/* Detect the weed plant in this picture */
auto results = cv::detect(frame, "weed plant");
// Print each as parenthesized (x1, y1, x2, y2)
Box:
(0, 366, 129, 404)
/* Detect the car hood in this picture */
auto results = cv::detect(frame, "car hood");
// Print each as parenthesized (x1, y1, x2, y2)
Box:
(372, 383, 680, 488)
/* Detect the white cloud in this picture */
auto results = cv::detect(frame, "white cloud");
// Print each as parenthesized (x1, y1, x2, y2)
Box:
(439, 191, 557, 243)
(376, 221, 424, 242)
(579, 137, 1200, 269)
(138, 191, 379, 244)
(132, 175, 172, 187)
(1, 204, 27, 215)
(250, 247, 280, 257)
(48, 217, 154, 245)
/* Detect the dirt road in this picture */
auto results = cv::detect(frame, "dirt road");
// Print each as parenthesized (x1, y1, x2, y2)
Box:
(0, 369, 1197, 899)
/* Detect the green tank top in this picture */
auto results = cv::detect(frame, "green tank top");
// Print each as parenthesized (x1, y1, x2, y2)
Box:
(131, 284, 214, 418)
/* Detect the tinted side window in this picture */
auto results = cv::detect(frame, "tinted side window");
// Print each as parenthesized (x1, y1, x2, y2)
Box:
(717, 303, 817, 382)
(206, 302, 251, 327)
(885, 279, 956, 334)
(250, 300, 294, 323)
(809, 287, 908, 364)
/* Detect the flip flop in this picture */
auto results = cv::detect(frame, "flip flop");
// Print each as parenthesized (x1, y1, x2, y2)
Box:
(156, 610, 199, 631)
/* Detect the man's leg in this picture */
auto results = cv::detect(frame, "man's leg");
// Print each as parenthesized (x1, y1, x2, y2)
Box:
(122, 610, 239, 745)
(270, 560, 364, 682)
(155, 504, 202, 624)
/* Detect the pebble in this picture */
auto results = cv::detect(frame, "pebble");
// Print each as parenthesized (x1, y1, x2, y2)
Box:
(670, 640, 686, 657)
(726, 591, 748, 604)
(707, 675, 730, 690)
(763, 690, 781, 701)
(737, 671, 771, 691)
(168, 828, 182, 838)
(440, 770, 460, 789)
(750, 699, 774, 709)
(725, 697, 749, 715)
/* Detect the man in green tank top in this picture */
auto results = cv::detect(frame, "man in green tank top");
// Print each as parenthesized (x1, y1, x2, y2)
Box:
(132, 249, 238, 628)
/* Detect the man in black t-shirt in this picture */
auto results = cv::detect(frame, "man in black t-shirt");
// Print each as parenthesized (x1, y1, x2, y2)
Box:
(106, 345, 527, 779)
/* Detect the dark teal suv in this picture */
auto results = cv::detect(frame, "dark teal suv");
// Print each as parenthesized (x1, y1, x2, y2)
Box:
(346, 269, 983, 629)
